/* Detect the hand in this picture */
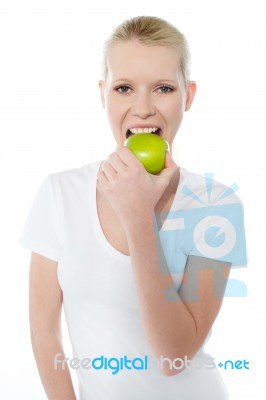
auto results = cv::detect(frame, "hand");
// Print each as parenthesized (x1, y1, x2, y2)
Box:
(97, 146, 177, 227)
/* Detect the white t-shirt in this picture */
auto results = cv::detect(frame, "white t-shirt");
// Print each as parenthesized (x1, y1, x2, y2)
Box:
(20, 161, 247, 400)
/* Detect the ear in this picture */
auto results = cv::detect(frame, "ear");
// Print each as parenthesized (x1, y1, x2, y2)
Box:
(98, 80, 106, 109)
(185, 81, 197, 111)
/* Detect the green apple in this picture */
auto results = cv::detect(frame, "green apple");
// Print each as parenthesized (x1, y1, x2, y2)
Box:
(124, 133, 169, 175)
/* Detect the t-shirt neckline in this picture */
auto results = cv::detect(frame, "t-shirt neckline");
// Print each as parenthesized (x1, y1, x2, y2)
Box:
(91, 160, 185, 262)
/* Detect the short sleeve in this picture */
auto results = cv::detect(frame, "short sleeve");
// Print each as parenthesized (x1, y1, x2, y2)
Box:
(190, 201, 248, 268)
(20, 176, 61, 261)
(161, 195, 248, 272)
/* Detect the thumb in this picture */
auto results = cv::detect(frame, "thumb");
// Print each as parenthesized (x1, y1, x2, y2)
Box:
(164, 151, 176, 170)
(157, 151, 177, 179)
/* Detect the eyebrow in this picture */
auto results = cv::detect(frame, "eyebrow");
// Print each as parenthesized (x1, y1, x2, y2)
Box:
(112, 79, 131, 83)
(112, 78, 177, 84)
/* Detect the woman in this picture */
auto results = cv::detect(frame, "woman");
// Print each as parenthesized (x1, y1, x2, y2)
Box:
(21, 16, 247, 399)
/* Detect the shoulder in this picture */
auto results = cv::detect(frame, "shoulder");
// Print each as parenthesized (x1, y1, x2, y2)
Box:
(47, 160, 102, 190)
(173, 167, 247, 268)
(177, 167, 243, 209)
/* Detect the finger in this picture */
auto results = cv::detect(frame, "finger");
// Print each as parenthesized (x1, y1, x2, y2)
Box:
(97, 169, 108, 189)
(100, 160, 117, 181)
(164, 151, 176, 169)
(107, 152, 127, 174)
(116, 146, 144, 169)
(158, 152, 177, 178)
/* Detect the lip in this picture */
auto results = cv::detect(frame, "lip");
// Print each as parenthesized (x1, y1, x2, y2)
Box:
(127, 124, 161, 130)
(125, 124, 162, 139)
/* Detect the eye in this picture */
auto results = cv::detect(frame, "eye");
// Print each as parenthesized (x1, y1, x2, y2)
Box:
(115, 85, 131, 94)
(157, 86, 174, 94)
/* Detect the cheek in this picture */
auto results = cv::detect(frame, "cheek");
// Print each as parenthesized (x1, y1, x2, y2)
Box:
(162, 100, 183, 121)
(106, 101, 119, 126)
(106, 97, 128, 129)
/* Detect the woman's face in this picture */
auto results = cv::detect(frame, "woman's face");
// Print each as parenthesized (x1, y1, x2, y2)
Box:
(99, 40, 196, 149)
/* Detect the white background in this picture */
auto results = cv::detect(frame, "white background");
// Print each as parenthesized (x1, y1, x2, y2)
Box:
(0, 0, 265, 398)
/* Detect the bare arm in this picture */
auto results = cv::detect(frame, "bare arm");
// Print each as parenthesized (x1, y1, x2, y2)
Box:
(29, 252, 76, 400)
(97, 148, 232, 376)
(123, 214, 231, 375)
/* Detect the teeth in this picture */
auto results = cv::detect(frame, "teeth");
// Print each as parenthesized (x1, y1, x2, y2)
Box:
(129, 127, 159, 134)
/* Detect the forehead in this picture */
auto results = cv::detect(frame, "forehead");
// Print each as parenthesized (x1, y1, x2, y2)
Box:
(106, 40, 181, 82)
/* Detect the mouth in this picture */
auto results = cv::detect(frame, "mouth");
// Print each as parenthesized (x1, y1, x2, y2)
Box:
(126, 127, 162, 139)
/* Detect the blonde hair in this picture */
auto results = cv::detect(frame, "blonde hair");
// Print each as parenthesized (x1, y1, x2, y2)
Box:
(102, 16, 191, 85)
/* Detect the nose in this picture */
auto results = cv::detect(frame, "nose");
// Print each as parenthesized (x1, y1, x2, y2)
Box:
(131, 92, 156, 118)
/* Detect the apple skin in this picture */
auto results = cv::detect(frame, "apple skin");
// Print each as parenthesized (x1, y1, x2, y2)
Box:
(124, 133, 169, 175)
